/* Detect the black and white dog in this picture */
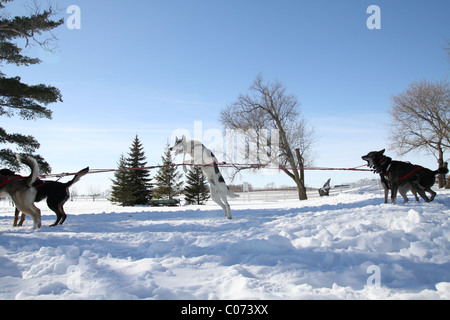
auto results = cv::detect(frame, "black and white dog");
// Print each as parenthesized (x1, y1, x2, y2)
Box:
(0, 155, 42, 229)
(14, 167, 89, 227)
(362, 149, 448, 204)
(170, 135, 238, 219)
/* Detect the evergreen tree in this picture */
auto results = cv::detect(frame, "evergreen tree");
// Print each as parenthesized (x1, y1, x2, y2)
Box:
(125, 135, 153, 205)
(109, 154, 133, 206)
(154, 142, 183, 199)
(0, 1, 63, 172)
(184, 166, 210, 205)
(109, 136, 152, 206)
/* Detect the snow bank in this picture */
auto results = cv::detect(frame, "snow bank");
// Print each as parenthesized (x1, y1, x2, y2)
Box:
(0, 188, 449, 300)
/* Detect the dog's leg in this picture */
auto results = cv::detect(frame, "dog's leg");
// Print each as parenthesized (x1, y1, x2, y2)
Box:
(16, 203, 41, 229)
(380, 176, 388, 204)
(383, 186, 388, 204)
(13, 208, 19, 226)
(13, 207, 26, 227)
(424, 187, 436, 202)
(47, 197, 62, 227)
(25, 203, 42, 229)
(217, 183, 232, 219)
(13, 189, 41, 229)
(410, 182, 419, 202)
(58, 205, 67, 225)
(209, 183, 228, 218)
(390, 184, 398, 204)
(413, 182, 431, 202)
(398, 185, 409, 203)
(30, 204, 42, 229)
(56, 197, 68, 225)
(18, 212, 26, 226)
(221, 197, 232, 219)
(429, 190, 436, 201)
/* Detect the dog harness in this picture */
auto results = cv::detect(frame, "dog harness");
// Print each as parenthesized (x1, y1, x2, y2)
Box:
(0, 175, 47, 188)
(397, 165, 424, 183)
(0, 175, 24, 188)
(379, 158, 423, 183)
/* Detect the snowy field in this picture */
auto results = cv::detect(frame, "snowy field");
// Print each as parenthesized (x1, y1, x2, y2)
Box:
(0, 185, 450, 300)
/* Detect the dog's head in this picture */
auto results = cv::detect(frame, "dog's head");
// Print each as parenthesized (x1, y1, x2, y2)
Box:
(169, 135, 187, 156)
(361, 149, 386, 169)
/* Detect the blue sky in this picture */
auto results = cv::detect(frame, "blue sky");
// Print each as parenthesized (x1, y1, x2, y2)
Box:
(2, 0, 449, 193)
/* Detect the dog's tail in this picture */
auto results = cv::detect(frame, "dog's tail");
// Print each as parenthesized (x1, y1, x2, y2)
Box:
(65, 167, 90, 188)
(16, 155, 39, 187)
(434, 167, 449, 176)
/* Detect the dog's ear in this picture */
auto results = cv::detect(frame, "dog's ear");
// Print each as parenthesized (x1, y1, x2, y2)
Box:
(182, 135, 186, 141)
(380, 149, 385, 154)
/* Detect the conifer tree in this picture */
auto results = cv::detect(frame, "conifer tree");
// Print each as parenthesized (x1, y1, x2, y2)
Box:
(184, 166, 210, 205)
(154, 142, 183, 199)
(109, 136, 152, 206)
(125, 135, 153, 205)
(0, 1, 63, 172)
(109, 154, 133, 206)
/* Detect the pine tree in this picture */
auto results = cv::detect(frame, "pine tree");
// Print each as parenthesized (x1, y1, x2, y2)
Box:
(184, 166, 210, 205)
(109, 136, 152, 206)
(0, 1, 63, 172)
(154, 142, 183, 199)
(109, 154, 133, 206)
(125, 135, 153, 205)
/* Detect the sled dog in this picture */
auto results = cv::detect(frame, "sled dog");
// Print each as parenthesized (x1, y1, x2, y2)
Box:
(14, 167, 89, 227)
(0, 155, 41, 229)
(170, 135, 238, 219)
(362, 149, 448, 204)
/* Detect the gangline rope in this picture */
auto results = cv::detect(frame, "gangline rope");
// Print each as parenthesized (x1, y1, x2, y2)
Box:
(39, 162, 372, 179)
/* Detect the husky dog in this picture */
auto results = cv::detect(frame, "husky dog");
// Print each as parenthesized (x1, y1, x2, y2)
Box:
(14, 166, 89, 227)
(170, 135, 238, 219)
(362, 149, 448, 204)
(0, 155, 41, 229)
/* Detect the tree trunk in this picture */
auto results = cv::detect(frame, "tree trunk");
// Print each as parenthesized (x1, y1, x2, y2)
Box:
(445, 162, 450, 189)
(295, 148, 307, 200)
(438, 146, 445, 188)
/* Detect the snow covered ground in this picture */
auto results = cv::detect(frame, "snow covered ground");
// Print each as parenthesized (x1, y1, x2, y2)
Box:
(1, 185, 449, 300)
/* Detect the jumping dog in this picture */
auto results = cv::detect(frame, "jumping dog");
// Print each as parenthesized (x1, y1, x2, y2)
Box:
(362, 149, 448, 204)
(170, 135, 238, 219)
(0, 155, 42, 229)
(14, 167, 89, 227)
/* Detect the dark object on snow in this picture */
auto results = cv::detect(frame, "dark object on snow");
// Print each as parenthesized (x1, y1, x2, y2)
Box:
(318, 178, 331, 197)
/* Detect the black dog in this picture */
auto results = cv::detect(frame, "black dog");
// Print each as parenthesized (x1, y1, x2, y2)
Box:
(1, 167, 89, 227)
(361, 151, 418, 203)
(362, 149, 448, 204)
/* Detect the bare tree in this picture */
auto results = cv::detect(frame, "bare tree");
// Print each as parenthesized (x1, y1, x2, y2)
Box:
(389, 79, 450, 188)
(220, 74, 316, 200)
(88, 185, 101, 202)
